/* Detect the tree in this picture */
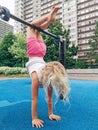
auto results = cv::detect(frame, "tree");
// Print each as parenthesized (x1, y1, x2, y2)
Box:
(43, 20, 63, 62)
(8, 33, 27, 67)
(63, 29, 78, 68)
(87, 22, 98, 66)
(75, 60, 88, 69)
(0, 32, 16, 66)
(43, 20, 78, 68)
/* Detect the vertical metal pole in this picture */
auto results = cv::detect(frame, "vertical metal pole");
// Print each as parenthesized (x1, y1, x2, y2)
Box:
(59, 36, 66, 67)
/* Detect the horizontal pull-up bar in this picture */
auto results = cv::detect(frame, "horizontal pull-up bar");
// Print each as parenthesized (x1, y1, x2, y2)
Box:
(0, 6, 60, 42)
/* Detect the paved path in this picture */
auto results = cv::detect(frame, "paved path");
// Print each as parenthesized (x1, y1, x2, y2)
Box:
(68, 74, 98, 81)
(0, 75, 98, 81)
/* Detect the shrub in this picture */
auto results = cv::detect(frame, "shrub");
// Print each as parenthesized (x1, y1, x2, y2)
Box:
(0, 66, 28, 76)
(0, 67, 10, 74)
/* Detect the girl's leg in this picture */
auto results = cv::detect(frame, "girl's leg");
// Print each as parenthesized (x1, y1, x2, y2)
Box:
(31, 72, 44, 128)
(31, 6, 59, 30)
(27, 6, 59, 39)
(33, 6, 59, 39)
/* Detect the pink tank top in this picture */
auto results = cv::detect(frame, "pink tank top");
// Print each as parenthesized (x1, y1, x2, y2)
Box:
(27, 37, 46, 57)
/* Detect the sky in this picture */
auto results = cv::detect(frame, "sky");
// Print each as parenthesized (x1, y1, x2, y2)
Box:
(0, 0, 15, 25)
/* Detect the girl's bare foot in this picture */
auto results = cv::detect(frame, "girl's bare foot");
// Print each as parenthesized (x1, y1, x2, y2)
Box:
(48, 6, 59, 23)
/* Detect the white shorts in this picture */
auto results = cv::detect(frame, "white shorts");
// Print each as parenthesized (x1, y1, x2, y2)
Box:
(26, 57, 46, 82)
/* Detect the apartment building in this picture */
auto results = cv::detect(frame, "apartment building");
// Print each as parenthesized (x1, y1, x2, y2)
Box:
(63, 0, 77, 46)
(77, 0, 98, 60)
(15, 0, 42, 34)
(14, 0, 24, 34)
(0, 19, 13, 39)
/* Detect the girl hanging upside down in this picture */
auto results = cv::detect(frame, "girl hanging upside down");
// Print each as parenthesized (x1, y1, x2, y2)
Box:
(26, 6, 70, 128)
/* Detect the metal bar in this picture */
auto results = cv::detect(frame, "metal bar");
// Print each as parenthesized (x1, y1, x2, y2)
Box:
(10, 13, 60, 41)
(59, 36, 66, 67)
(0, 5, 60, 42)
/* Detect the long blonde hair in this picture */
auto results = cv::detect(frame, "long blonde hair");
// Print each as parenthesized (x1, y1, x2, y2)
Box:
(40, 61, 70, 100)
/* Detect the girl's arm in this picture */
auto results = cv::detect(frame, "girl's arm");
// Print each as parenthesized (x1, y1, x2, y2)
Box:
(31, 72, 44, 128)
(47, 87, 53, 115)
(47, 87, 61, 121)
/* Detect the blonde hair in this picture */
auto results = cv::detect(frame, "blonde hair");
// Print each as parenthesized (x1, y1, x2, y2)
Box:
(40, 61, 70, 100)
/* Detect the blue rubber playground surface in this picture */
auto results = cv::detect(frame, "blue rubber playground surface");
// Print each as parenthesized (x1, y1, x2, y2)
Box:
(0, 78, 98, 130)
